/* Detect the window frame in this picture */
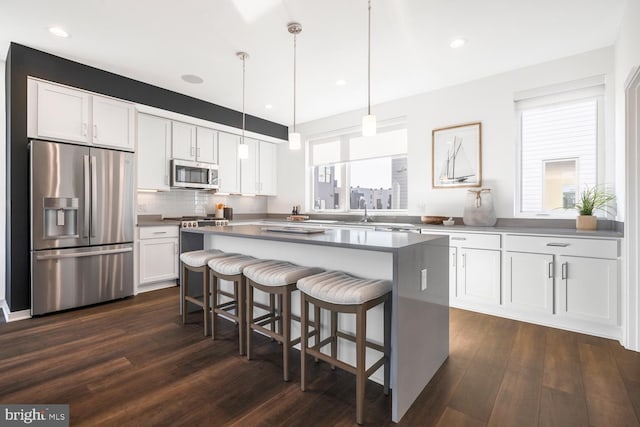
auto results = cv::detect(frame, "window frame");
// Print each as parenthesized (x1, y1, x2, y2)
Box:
(306, 121, 408, 215)
(514, 84, 605, 219)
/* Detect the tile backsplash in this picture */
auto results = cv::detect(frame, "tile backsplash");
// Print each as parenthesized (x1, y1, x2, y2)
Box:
(137, 190, 267, 217)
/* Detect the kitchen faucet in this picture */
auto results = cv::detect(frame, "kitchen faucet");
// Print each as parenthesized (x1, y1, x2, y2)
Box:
(360, 202, 374, 223)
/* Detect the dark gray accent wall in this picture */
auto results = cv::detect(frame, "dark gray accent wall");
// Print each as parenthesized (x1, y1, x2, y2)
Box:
(4, 42, 288, 311)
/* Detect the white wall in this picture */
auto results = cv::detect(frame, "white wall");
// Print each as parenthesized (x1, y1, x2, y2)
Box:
(271, 47, 617, 219)
(614, 0, 640, 221)
(1, 59, 6, 306)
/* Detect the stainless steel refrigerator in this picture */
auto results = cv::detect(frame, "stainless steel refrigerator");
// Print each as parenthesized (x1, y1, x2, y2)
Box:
(30, 140, 134, 315)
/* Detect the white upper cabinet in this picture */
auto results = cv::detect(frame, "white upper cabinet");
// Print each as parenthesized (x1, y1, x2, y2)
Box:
(218, 132, 240, 193)
(172, 122, 218, 164)
(196, 127, 217, 164)
(92, 94, 135, 150)
(240, 138, 259, 194)
(258, 141, 277, 195)
(33, 79, 134, 151)
(171, 121, 197, 161)
(36, 81, 91, 143)
(137, 114, 171, 191)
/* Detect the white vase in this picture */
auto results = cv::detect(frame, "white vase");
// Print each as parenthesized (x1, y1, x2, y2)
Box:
(463, 189, 497, 226)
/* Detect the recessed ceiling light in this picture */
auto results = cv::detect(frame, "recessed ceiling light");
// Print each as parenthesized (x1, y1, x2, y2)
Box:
(265, 104, 273, 109)
(449, 38, 466, 49)
(49, 27, 69, 38)
(181, 74, 204, 84)
(335, 79, 347, 86)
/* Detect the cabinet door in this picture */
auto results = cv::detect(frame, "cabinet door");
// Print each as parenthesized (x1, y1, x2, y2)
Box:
(218, 132, 240, 193)
(137, 114, 171, 191)
(92, 95, 135, 151)
(258, 141, 277, 195)
(172, 121, 197, 160)
(36, 81, 90, 143)
(504, 252, 554, 314)
(449, 247, 457, 302)
(558, 256, 618, 325)
(196, 127, 217, 163)
(458, 248, 501, 305)
(139, 237, 179, 284)
(240, 138, 259, 194)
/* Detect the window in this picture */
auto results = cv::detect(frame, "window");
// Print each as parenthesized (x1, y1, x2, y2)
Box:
(516, 83, 603, 216)
(309, 126, 408, 212)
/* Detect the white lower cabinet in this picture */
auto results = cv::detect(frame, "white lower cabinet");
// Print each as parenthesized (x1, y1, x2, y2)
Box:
(557, 255, 618, 325)
(458, 247, 501, 305)
(504, 234, 620, 336)
(138, 226, 179, 293)
(504, 252, 554, 314)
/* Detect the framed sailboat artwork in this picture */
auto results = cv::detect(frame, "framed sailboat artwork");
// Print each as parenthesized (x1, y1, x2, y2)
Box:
(432, 122, 482, 188)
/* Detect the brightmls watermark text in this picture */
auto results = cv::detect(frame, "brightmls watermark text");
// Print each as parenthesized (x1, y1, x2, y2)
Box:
(0, 405, 68, 426)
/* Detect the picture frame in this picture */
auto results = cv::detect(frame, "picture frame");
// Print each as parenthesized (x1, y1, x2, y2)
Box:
(432, 122, 482, 188)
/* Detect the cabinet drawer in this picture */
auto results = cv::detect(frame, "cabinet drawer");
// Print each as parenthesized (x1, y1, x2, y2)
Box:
(504, 234, 619, 258)
(139, 225, 179, 239)
(448, 232, 501, 250)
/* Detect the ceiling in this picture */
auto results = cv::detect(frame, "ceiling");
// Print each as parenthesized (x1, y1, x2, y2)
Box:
(0, 0, 626, 126)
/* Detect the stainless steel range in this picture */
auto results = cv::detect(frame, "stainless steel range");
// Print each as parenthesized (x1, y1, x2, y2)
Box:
(180, 218, 229, 228)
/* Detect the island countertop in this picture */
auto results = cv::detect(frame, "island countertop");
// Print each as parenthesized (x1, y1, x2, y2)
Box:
(183, 224, 446, 252)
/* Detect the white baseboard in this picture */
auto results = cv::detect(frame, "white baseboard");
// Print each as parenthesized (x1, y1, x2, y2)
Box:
(0, 300, 31, 322)
(136, 280, 177, 294)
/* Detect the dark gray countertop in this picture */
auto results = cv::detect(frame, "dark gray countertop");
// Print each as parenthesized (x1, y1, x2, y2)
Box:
(181, 224, 446, 252)
(417, 224, 623, 239)
(137, 219, 181, 227)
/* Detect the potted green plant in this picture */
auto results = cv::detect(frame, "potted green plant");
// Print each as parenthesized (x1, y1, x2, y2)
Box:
(574, 185, 616, 230)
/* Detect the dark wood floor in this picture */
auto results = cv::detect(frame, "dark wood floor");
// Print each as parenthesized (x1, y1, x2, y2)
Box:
(0, 287, 639, 426)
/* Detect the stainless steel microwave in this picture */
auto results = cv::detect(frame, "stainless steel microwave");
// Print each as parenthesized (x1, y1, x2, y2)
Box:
(170, 159, 219, 190)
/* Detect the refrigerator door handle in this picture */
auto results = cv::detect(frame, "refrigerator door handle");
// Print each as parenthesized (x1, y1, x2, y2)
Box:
(83, 155, 90, 238)
(35, 247, 133, 261)
(91, 155, 97, 238)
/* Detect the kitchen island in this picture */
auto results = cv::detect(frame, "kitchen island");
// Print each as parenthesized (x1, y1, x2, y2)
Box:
(181, 224, 449, 422)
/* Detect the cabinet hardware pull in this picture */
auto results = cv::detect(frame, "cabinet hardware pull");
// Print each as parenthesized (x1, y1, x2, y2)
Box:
(561, 262, 568, 280)
(462, 253, 466, 268)
(82, 123, 88, 136)
(190, 146, 195, 157)
(93, 124, 98, 139)
(451, 237, 467, 241)
(197, 147, 201, 158)
(546, 242, 569, 247)
(152, 231, 167, 234)
(548, 262, 553, 278)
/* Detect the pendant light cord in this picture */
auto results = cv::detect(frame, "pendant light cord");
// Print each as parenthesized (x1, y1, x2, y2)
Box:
(293, 31, 297, 133)
(367, 0, 371, 115)
(242, 54, 246, 144)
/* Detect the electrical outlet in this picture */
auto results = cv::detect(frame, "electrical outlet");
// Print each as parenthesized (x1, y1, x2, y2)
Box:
(421, 268, 428, 291)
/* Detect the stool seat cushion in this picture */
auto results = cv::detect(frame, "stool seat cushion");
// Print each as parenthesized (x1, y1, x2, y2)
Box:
(208, 254, 263, 276)
(244, 260, 323, 287)
(180, 249, 228, 268)
(297, 271, 392, 305)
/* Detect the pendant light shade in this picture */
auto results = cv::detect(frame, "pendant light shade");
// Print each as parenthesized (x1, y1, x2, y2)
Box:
(362, 0, 377, 136)
(288, 22, 302, 150)
(237, 51, 249, 160)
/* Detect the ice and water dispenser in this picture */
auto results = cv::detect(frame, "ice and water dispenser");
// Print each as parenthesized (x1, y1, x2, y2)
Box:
(43, 197, 79, 239)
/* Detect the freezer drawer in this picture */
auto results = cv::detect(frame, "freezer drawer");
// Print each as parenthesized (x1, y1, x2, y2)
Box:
(31, 243, 133, 315)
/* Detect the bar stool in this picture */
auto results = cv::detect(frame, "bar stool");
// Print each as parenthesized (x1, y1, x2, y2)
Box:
(207, 254, 263, 355)
(297, 271, 392, 425)
(180, 249, 228, 336)
(243, 260, 323, 381)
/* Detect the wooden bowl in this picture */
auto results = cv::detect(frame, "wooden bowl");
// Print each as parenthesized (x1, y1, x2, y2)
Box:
(420, 216, 447, 224)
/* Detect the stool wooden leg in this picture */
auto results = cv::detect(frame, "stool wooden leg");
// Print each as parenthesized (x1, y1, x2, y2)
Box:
(211, 275, 218, 340)
(355, 304, 366, 425)
(330, 310, 338, 370)
(238, 276, 247, 356)
(314, 304, 321, 363)
(277, 294, 284, 338)
(300, 294, 309, 391)
(384, 294, 391, 396)
(282, 289, 292, 381)
(269, 293, 276, 335)
(182, 265, 188, 325)
(202, 269, 210, 336)
(246, 281, 254, 361)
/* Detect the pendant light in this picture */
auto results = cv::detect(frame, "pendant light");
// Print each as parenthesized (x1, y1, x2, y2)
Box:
(362, 0, 376, 136)
(288, 22, 302, 150)
(237, 51, 249, 159)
